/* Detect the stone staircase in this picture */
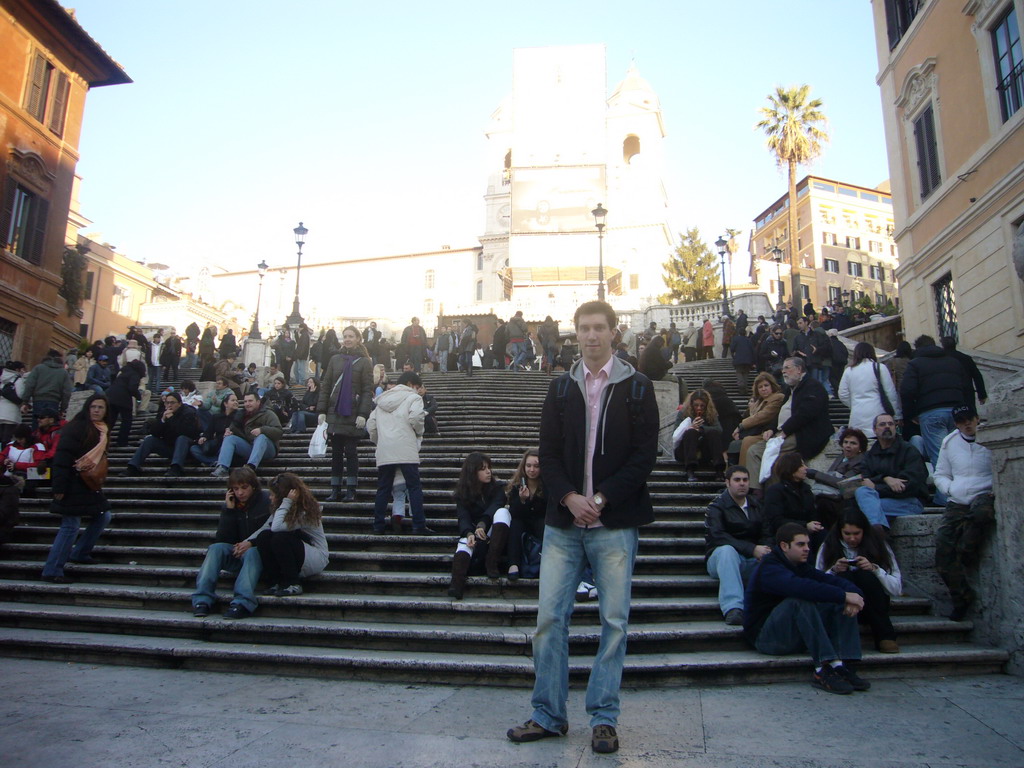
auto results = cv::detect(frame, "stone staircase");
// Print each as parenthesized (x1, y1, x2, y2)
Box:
(0, 361, 1008, 685)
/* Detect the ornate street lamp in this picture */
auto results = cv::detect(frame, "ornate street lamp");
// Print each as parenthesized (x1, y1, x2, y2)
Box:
(285, 222, 308, 329)
(842, 289, 851, 309)
(715, 235, 729, 318)
(592, 203, 607, 301)
(769, 245, 785, 310)
(249, 259, 269, 339)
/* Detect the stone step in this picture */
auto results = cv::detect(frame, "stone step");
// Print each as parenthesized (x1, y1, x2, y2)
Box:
(0, 626, 1006, 686)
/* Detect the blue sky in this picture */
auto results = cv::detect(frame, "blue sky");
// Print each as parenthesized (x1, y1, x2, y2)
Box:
(68, 0, 889, 282)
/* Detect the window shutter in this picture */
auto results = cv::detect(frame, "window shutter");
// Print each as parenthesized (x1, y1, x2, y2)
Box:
(26, 53, 49, 121)
(27, 196, 48, 266)
(923, 108, 941, 191)
(47, 71, 70, 135)
(0, 182, 16, 250)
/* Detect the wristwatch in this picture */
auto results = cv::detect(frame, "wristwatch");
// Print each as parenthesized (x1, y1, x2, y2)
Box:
(593, 493, 606, 508)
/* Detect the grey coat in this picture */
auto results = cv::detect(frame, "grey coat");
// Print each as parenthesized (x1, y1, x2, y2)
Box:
(316, 353, 374, 438)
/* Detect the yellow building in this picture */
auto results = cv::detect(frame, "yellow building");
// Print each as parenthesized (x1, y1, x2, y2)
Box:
(870, 0, 1024, 356)
(749, 175, 900, 312)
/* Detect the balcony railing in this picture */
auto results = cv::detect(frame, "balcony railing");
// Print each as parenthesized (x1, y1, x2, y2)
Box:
(998, 59, 1024, 122)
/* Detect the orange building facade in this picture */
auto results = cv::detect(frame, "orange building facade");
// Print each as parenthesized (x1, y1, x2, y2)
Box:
(0, 0, 129, 364)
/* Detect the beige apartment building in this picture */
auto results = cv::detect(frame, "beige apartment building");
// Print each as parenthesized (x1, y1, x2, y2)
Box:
(870, 0, 1024, 356)
(749, 175, 900, 312)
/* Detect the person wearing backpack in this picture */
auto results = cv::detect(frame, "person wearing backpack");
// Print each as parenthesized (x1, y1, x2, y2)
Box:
(506, 300, 658, 756)
(21, 350, 73, 430)
(0, 361, 28, 446)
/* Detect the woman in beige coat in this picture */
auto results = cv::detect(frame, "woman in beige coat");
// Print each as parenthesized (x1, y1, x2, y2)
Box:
(733, 373, 786, 467)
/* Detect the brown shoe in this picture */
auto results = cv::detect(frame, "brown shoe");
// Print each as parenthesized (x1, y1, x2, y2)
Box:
(878, 639, 900, 653)
(507, 719, 567, 743)
(592, 724, 619, 753)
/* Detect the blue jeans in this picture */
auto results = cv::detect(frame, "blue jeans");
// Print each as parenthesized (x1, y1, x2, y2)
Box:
(374, 464, 424, 530)
(289, 410, 316, 433)
(184, 352, 196, 368)
(460, 351, 474, 375)
(755, 597, 861, 665)
(294, 358, 309, 385)
(508, 342, 528, 370)
(150, 366, 162, 392)
(192, 542, 262, 612)
(530, 524, 639, 730)
(129, 434, 191, 469)
(707, 545, 759, 615)
(190, 439, 221, 466)
(42, 509, 112, 578)
(917, 408, 956, 466)
(811, 366, 833, 396)
(408, 346, 424, 372)
(217, 434, 277, 469)
(854, 486, 924, 528)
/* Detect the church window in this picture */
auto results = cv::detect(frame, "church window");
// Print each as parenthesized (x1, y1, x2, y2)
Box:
(424, 269, 435, 289)
(476, 279, 483, 301)
(623, 135, 641, 164)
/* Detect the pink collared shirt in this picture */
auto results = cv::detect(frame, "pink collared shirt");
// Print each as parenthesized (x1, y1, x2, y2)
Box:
(579, 356, 614, 527)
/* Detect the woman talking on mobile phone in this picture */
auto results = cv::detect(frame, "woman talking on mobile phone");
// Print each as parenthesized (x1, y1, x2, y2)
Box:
(505, 449, 545, 581)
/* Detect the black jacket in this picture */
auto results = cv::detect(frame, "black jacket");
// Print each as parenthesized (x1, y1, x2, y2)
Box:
(949, 349, 986, 402)
(704, 488, 771, 560)
(214, 490, 271, 544)
(729, 334, 756, 366)
(106, 361, 145, 409)
(539, 359, 658, 528)
(762, 479, 819, 535)
(456, 481, 506, 537)
(758, 336, 789, 371)
(743, 546, 861, 645)
(779, 374, 833, 460)
(146, 404, 201, 447)
(900, 346, 971, 419)
(860, 436, 928, 500)
(49, 420, 110, 518)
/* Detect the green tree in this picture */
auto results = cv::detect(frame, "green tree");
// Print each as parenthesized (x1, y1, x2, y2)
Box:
(59, 243, 89, 317)
(757, 85, 829, 300)
(661, 228, 721, 304)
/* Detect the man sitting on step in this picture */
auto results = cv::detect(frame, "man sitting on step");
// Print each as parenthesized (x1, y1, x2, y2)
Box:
(744, 356, 834, 495)
(125, 392, 201, 478)
(744, 522, 869, 695)
(192, 466, 271, 619)
(854, 413, 927, 530)
(211, 392, 283, 478)
(705, 465, 772, 626)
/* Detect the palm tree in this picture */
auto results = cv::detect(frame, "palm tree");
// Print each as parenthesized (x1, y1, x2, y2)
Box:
(757, 85, 828, 303)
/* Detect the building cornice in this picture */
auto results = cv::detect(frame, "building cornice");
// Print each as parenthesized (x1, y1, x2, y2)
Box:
(894, 57, 938, 113)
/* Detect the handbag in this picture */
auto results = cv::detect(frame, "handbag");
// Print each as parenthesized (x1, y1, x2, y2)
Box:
(873, 363, 895, 416)
(78, 454, 109, 491)
(520, 533, 543, 579)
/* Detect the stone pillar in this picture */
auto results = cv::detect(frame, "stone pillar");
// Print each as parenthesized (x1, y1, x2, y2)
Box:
(653, 379, 684, 458)
(974, 371, 1024, 673)
(243, 338, 269, 368)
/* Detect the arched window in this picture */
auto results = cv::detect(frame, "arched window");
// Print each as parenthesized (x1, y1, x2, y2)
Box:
(623, 135, 641, 164)
(424, 269, 435, 289)
(477, 252, 484, 271)
(476, 279, 483, 301)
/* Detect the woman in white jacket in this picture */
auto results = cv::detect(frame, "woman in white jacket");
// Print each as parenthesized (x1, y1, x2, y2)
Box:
(248, 472, 329, 597)
(838, 342, 901, 438)
(0, 361, 28, 446)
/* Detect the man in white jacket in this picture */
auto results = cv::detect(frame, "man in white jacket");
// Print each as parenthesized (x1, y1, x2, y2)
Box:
(367, 372, 434, 535)
(933, 405, 995, 621)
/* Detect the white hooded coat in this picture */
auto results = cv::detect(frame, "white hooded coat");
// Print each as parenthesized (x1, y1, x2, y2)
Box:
(366, 384, 424, 466)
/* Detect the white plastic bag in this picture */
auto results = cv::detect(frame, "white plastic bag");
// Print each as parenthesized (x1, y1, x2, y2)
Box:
(759, 435, 785, 483)
(308, 422, 328, 459)
(671, 418, 692, 449)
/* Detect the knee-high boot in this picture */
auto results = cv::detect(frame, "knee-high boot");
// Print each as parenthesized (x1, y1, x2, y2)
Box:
(448, 551, 471, 599)
(485, 523, 510, 579)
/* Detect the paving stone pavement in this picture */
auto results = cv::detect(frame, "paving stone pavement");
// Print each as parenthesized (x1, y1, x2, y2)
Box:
(1, 659, 1022, 767)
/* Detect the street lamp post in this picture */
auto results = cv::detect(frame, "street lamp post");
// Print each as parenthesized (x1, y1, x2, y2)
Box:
(769, 245, 785, 311)
(249, 259, 269, 339)
(591, 203, 607, 301)
(285, 222, 308, 329)
(715, 235, 729, 318)
(842, 289, 851, 312)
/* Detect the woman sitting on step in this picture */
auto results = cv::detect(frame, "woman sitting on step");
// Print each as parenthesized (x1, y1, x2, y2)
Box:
(673, 389, 725, 482)
(448, 452, 511, 599)
(190, 391, 240, 467)
(288, 377, 320, 434)
(505, 449, 545, 581)
(815, 508, 902, 654)
(731, 373, 785, 467)
(249, 472, 329, 597)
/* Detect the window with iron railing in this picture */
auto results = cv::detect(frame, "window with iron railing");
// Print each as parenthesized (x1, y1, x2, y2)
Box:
(933, 273, 958, 343)
(993, 7, 1023, 122)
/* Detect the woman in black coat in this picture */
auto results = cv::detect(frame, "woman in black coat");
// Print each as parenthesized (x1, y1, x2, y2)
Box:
(639, 335, 672, 381)
(106, 359, 146, 447)
(198, 327, 216, 365)
(505, 449, 546, 581)
(41, 393, 112, 582)
(447, 452, 510, 598)
(762, 451, 826, 554)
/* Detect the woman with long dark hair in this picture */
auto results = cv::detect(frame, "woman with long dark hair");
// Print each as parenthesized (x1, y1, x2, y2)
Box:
(317, 326, 374, 502)
(505, 449, 545, 581)
(762, 451, 825, 552)
(838, 341, 900, 438)
(673, 389, 724, 481)
(248, 472, 328, 597)
(447, 452, 510, 598)
(288, 377, 319, 433)
(816, 508, 902, 653)
(41, 393, 112, 583)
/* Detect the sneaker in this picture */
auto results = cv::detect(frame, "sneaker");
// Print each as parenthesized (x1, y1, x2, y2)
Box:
(276, 584, 303, 596)
(592, 725, 619, 754)
(506, 719, 568, 743)
(211, 465, 229, 478)
(834, 664, 871, 691)
(193, 603, 211, 618)
(811, 665, 854, 695)
(724, 608, 744, 626)
(222, 604, 253, 620)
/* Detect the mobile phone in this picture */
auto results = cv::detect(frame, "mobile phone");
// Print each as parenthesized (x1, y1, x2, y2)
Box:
(521, 477, 527, 488)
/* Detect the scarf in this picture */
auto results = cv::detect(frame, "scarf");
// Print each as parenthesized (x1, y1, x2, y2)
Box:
(334, 353, 360, 417)
(74, 421, 108, 472)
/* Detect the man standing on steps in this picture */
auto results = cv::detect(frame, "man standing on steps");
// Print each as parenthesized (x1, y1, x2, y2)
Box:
(400, 317, 426, 373)
(507, 300, 658, 755)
